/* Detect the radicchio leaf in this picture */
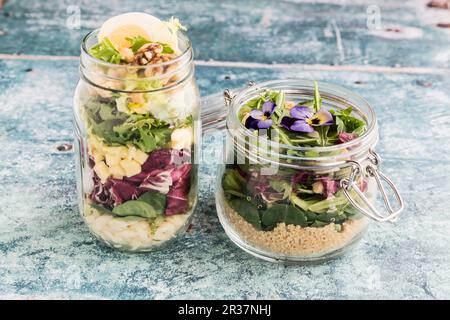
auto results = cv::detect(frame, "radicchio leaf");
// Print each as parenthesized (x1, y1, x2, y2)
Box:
(141, 148, 173, 172)
(246, 172, 286, 203)
(165, 164, 192, 215)
(90, 174, 113, 208)
(139, 168, 173, 194)
(90, 148, 192, 216)
(109, 179, 142, 206)
(291, 171, 312, 190)
(320, 176, 340, 199)
(337, 132, 358, 144)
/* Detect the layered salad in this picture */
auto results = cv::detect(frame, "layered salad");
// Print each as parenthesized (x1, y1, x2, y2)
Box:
(220, 82, 372, 258)
(76, 13, 198, 251)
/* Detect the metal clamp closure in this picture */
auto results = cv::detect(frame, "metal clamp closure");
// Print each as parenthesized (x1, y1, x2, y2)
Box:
(341, 150, 404, 222)
(223, 89, 234, 107)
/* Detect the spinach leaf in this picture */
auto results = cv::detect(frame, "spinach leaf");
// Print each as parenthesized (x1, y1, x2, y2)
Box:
(284, 206, 308, 227)
(91, 204, 114, 215)
(229, 198, 261, 230)
(261, 205, 285, 229)
(261, 204, 307, 230)
(112, 199, 163, 219)
(310, 221, 328, 227)
(138, 191, 167, 215)
(306, 211, 347, 224)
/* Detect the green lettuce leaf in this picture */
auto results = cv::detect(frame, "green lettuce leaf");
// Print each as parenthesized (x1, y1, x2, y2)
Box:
(126, 35, 174, 54)
(88, 37, 122, 64)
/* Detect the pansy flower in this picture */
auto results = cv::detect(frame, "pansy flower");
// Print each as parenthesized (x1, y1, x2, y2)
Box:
(245, 101, 276, 130)
(280, 106, 333, 133)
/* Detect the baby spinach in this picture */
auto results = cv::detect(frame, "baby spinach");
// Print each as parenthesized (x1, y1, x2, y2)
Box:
(261, 204, 285, 228)
(138, 191, 167, 214)
(284, 206, 308, 227)
(91, 203, 114, 215)
(90, 191, 166, 219)
(112, 201, 159, 219)
(229, 198, 261, 230)
(112, 191, 166, 219)
(261, 204, 307, 230)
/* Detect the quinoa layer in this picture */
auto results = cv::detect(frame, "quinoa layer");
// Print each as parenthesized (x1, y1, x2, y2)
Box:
(222, 200, 368, 258)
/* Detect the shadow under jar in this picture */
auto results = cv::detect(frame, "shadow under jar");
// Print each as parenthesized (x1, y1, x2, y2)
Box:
(73, 30, 200, 252)
(216, 80, 404, 263)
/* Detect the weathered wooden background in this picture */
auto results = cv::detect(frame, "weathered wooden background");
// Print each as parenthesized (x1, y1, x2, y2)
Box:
(0, 0, 449, 299)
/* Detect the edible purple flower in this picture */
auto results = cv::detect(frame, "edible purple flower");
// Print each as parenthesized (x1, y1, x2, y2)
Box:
(280, 106, 333, 133)
(245, 101, 276, 130)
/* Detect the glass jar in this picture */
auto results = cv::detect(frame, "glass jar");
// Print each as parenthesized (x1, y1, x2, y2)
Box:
(216, 80, 403, 263)
(73, 29, 200, 252)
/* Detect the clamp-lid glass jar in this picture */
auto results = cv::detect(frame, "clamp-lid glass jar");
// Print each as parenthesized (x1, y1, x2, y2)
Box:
(73, 28, 200, 252)
(216, 79, 404, 262)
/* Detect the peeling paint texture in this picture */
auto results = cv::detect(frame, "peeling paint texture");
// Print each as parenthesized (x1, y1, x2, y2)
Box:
(0, 0, 450, 299)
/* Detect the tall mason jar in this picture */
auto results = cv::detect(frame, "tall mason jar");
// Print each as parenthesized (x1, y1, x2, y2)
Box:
(216, 80, 403, 263)
(73, 29, 200, 252)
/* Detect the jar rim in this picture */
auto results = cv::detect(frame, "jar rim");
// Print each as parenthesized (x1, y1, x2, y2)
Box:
(226, 79, 379, 165)
(80, 28, 193, 71)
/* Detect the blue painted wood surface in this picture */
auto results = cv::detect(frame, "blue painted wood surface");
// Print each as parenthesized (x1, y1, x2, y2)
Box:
(0, 0, 450, 299)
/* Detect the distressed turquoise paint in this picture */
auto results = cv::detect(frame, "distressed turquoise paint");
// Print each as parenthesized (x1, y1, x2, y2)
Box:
(0, 0, 450, 67)
(0, 58, 450, 299)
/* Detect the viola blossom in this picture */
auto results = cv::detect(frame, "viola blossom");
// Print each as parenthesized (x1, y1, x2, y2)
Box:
(280, 106, 333, 133)
(245, 101, 276, 130)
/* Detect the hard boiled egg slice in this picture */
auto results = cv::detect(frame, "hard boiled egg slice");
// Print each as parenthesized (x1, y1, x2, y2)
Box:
(98, 12, 180, 52)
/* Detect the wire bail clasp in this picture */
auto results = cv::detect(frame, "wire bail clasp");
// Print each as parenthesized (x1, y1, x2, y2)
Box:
(223, 89, 234, 107)
(223, 81, 256, 107)
(341, 149, 404, 222)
